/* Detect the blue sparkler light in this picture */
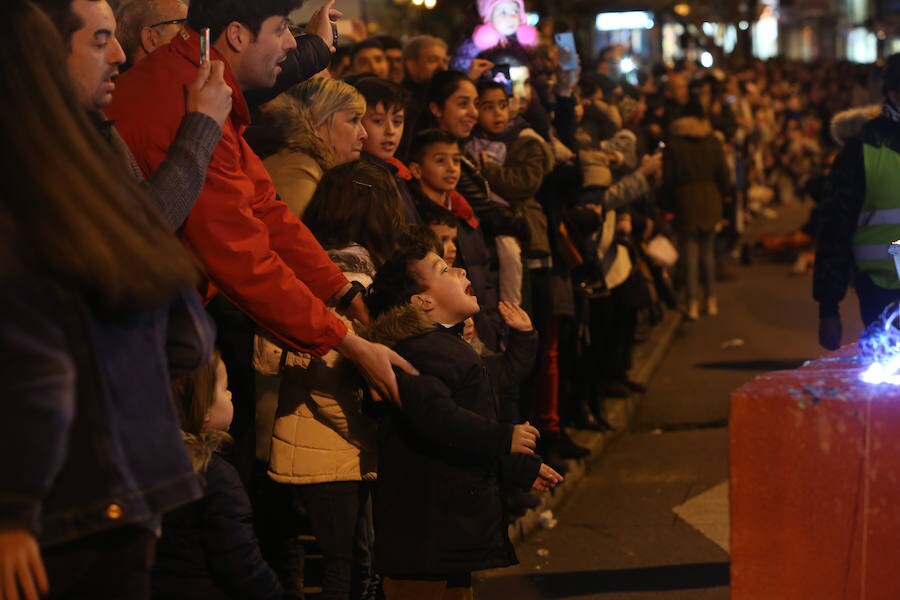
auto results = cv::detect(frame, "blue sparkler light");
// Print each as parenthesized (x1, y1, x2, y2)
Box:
(858, 301, 900, 385)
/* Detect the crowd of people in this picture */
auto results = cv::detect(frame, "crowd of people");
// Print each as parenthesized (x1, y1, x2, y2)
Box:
(1, 0, 894, 598)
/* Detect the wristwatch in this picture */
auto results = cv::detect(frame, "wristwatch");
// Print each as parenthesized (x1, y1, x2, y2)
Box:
(338, 281, 366, 310)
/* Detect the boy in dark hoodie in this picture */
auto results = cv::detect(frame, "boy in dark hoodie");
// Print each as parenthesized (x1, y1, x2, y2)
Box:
(364, 238, 563, 599)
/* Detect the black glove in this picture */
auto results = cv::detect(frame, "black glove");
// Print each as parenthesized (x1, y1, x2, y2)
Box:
(818, 315, 842, 351)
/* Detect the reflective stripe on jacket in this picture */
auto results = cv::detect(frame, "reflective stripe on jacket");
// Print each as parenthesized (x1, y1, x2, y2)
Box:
(853, 144, 900, 289)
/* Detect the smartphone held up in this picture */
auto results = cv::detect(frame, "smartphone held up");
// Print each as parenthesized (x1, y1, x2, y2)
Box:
(200, 27, 210, 65)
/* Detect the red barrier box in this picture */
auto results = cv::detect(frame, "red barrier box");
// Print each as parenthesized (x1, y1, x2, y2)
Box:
(730, 351, 900, 599)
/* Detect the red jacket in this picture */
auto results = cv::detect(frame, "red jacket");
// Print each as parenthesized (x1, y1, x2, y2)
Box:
(107, 29, 348, 356)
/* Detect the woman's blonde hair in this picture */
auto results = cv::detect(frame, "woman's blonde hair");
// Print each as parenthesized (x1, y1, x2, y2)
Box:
(289, 75, 367, 131)
(248, 76, 366, 170)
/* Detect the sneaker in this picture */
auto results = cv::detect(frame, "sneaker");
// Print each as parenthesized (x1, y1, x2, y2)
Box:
(706, 297, 718, 316)
(687, 300, 700, 320)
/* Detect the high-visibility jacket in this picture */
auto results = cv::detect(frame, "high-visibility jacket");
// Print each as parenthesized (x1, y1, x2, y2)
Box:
(853, 144, 900, 289)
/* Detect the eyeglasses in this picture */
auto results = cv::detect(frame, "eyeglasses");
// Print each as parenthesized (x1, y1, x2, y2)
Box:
(147, 18, 186, 29)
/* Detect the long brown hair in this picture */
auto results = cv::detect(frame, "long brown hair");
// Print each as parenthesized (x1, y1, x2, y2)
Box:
(171, 351, 220, 436)
(0, 0, 197, 312)
(171, 351, 230, 472)
(302, 160, 405, 267)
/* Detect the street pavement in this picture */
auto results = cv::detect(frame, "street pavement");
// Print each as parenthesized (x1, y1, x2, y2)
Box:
(475, 201, 864, 599)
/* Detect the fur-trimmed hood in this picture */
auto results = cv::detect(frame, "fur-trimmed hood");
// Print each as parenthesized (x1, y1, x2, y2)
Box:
(327, 245, 376, 283)
(244, 94, 337, 171)
(830, 104, 881, 146)
(670, 116, 714, 139)
(183, 430, 231, 474)
(362, 304, 436, 349)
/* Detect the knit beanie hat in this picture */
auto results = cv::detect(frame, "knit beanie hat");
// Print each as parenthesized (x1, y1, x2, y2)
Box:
(477, 0, 526, 24)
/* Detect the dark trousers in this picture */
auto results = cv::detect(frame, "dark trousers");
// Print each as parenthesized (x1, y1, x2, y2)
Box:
(576, 286, 637, 404)
(298, 481, 376, 600)
(42, 526, 156, 599)
(556, 315, 579, 426)
(519, 267, 555, 429)
(856, 271, 900, 327)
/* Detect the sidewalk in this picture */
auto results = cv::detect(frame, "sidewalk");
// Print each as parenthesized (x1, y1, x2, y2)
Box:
(507, 308, 684, 544)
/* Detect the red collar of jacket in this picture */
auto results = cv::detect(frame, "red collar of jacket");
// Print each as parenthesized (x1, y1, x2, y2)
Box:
(447, 190, 479, 229)
(171, 28, 250, 127)
(387, 157, 413, 181)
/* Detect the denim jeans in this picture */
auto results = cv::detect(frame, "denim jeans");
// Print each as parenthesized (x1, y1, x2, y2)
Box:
(682, 231, 717, 303)
(299, 481, 376, 600)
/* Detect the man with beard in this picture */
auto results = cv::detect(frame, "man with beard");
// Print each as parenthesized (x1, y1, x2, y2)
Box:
(36, 0, 232, 232)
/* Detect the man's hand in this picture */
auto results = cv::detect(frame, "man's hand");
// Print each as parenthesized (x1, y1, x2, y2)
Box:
(555, 67, 581, 98)
(819, 315, 842, 351)
(467, 58, 494, 81)
(532, 463, 564, 492)
(306, 0, 343, 53)
(499, 301, 533, 332)
(637, 153, 663, 179)
(0, 530, 48, 600)
(185, 60, 232, 127)
(337, 333, 417, 404)
(511, 421, 539, 455)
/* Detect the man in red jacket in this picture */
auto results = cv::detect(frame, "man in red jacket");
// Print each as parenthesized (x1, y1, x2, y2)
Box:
(107, 0, 415, 403)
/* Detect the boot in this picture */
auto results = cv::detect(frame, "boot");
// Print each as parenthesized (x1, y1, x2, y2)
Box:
(605, 380, 631, 398)
(687, 300, 700, 320)
(558, 428, 591, 459)
(573, 400, 609, 431)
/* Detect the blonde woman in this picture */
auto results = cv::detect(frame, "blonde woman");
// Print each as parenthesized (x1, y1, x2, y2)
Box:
(247, 76, 368, 217)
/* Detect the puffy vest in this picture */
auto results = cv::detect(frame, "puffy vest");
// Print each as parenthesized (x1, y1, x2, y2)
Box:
(853, 144, 900, 289)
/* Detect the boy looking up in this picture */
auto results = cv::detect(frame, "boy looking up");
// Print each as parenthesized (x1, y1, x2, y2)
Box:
(364, 238, 563, 598)
(407, 129, 502, 351)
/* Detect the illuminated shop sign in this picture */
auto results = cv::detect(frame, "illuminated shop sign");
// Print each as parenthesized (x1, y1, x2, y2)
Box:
(595, 11, 654, 32)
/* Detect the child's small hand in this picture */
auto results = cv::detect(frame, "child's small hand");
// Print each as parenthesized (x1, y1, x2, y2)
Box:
(463, 317, 476, 343)
(532, 463, 564, 492)
(499, 301, 533, 332)
(510, 421, 539, 455)
(468, 58, 494, 81)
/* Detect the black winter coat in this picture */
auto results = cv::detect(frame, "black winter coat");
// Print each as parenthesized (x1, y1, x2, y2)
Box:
(152, 452, 283, 600)
(662, 116, 730, 235)
(814, 114, 900, 318)
(364, 306, 541, 578)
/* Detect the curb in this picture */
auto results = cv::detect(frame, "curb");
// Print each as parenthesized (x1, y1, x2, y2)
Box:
(507, 309, 684, 544)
